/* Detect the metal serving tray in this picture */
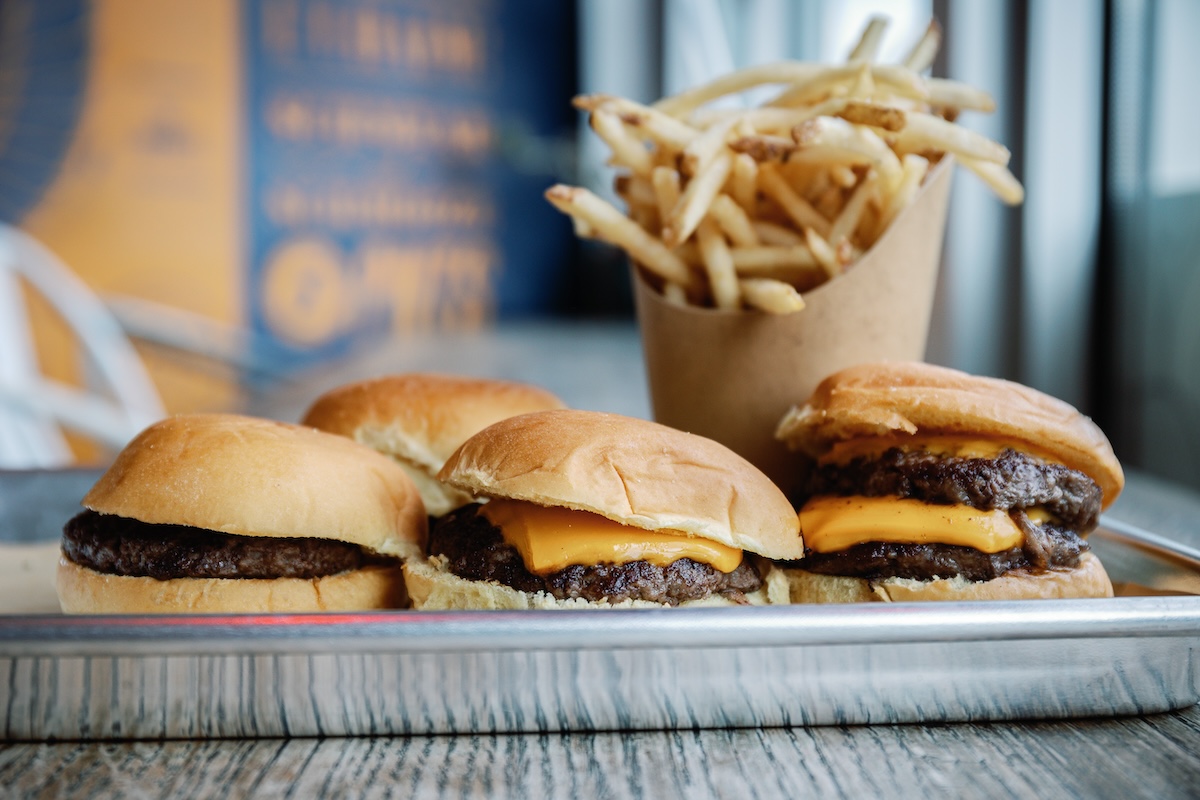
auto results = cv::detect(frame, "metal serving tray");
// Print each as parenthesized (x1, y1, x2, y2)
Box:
(1, 470, 1198, 740)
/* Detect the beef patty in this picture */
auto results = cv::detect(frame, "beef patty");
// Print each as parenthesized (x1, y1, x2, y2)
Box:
(62, 509, 393, 580)
(429, 504, 763, 606)
(796, 448, 1101, 582)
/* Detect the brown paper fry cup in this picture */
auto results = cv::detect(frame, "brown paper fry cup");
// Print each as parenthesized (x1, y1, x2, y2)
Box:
(633, 157, 955, 500)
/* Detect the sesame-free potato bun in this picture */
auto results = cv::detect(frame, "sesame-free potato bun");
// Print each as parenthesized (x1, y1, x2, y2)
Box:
(301, 374, 566, 517)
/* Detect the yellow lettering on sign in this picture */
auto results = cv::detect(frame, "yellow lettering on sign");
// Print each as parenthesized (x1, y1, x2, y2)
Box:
(264, 94, 492, 156)
(302, 2, 485, 75)
(359, 241, 495, 335)
(263, 183, 492, 230)
(261, 0, 300, 56)
(261, 237, 347, 346)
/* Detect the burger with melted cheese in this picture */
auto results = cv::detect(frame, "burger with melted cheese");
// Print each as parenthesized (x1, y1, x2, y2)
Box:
(403, 409, 804, 609)
(773, 362, 1124, 602)
(300, 373, 566, 518)
(56, 413, 427, 613)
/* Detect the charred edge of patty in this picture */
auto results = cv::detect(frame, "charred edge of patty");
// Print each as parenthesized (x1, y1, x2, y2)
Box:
(796, 449, 1100, 582)
(62, 509, 396, 581)
(428, 504, 763, 606)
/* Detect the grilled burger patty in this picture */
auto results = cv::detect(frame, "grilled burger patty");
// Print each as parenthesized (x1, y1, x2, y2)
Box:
(810, 448, 1102, 527)
(798, 448, 1101, 581)
(62, 509, 393, 580)
(429, 504, 763, 605)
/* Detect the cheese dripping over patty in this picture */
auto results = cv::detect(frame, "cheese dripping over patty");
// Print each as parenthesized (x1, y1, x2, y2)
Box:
(480, 499, 744, 574)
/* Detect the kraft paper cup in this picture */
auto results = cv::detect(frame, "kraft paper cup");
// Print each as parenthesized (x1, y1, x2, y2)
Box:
(633, 157, 954, 500)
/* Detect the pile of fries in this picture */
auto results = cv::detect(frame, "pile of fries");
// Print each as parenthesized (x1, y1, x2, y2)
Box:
(545, 17, 1023, 314)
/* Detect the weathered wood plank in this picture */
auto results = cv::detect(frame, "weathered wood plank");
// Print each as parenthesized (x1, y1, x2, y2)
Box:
(2, 707, 1199, 800)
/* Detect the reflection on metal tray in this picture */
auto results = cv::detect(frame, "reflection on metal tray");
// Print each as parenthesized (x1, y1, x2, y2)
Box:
(0, 473, 1198, 740)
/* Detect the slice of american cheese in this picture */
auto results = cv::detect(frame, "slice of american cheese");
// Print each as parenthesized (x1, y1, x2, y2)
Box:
(799, 495, 1025, 554)
(804, 436, 1057, 554)
(481, 499, 743, 574)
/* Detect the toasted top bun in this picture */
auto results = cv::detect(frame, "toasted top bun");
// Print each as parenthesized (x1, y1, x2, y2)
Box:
(439, 409, 804, 560)
(775, 361, 1125, 508)
(300, 374, 566, 474)
(83, 413, 426, 558)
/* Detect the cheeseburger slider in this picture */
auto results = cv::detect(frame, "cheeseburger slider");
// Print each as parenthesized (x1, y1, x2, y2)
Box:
(404, 409, 803, 609)
(773, 362, 1124, 602)
(56, 413, 427, 614)
(300, 373, 566, 517)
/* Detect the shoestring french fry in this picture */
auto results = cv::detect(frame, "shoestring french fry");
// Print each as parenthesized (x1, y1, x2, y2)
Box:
(804, 228, 841, 280)
(751, 220, 806, 247)
(544, 185, 696, 288)
(591, 109, 654, 176)
(829, 164, 860, 188)
(889, 111, 1011, 165)
(902, 19, 942, 72)
(739, 278, 807, 313)
(574, 94, 698, 151)
(662, 281, 690, 307)
(708, 194, 760, 248)
(663, 150, 733, 247)
(730, 153, 760, 213)
(830, 169, 880, 244)
(959, 155, 1026, 205)
(654, 62, 847, 117)
(766, 65, 871, 109)
(730, 133, 797, 163)
(847, 16, 889, 64)
(545, 15, 1023, 313)
(837, 101, 907, 132)
(758, 164, 834, 239)
(697, 218, 741, 310)
(792, 117, 904, 191)
(877, 154, 930, 232)
(730, 245, 819, 274)
(925, 78, 997, 113)
(681, 117, 740, 177)
(650, 166, 682, 219)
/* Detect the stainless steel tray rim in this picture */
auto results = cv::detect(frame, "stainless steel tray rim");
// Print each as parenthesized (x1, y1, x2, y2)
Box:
(3, 595, 1198, 658)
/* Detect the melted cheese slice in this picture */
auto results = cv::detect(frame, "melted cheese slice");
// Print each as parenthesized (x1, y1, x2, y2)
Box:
(481, 499, 743, 574)
(799, 496, 1024, 554)
(819, 435, 1048, 466)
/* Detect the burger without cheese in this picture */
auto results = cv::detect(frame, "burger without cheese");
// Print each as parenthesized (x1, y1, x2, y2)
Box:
(403, 409, 804, 609)
(56, 413, 427, 613)
(300, 373, 566, 517)
(773, 362, 1124, 602)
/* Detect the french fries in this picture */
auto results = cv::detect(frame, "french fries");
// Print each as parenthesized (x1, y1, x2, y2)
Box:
(545, 15, 1023, 313)
(739, 278, 806, 313)
(544, 185, 696, 289)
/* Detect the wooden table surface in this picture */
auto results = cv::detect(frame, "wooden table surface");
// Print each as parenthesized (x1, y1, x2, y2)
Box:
(3, 710, 1199, 799)
(3, 323, 1199, 798)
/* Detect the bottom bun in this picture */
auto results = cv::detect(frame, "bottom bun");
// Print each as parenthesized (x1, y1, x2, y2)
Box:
(780, 551, 1114, 603)
(403, 556, 791, 610)
(56, 556, 408, 614)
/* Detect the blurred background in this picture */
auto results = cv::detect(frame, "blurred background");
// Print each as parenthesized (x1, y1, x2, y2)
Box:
(1, 0, 1197, 492)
